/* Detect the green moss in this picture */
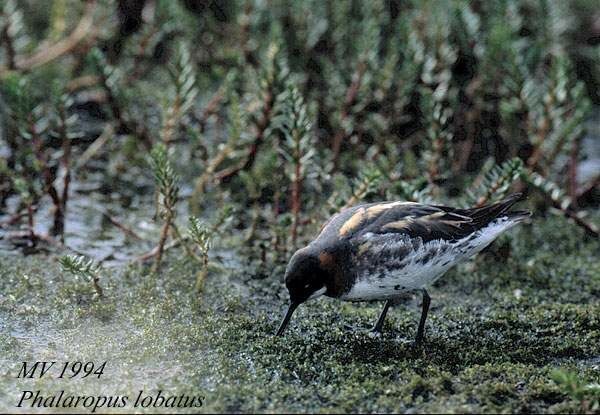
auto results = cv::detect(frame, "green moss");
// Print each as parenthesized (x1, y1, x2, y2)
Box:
(0, 215, 599, 413)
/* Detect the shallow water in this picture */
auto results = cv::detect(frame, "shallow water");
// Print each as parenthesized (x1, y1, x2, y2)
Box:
(0, 159, 193, 267)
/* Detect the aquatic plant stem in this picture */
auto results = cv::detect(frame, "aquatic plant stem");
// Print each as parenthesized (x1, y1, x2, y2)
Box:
(555, 205, 598, 238)
(568, 137, 579, 205)
(153, 210, 173, 273)
(136, 237, 183, 263)
(524, 171, 599, 238)
(195, 256, 208, 292)
(101, 211, 145, 241)
(576, 174, 599, 204)
(7, 0, 97, 72)
(92, 275, 103, 297)
(192, 86, 225, 133)
(215, 90, 274, 183)
(30, 116, 64, 239)
(0, 205, 36, 228)
(58, 102, 72, 243)
(290, 132, 302, 247)
(0, 13, 17, 70)
(27, 204, 35, 243)
(75, 124, 113, 170)
(244, 200, 259, 243)
(192, 140, 235, 198)
(331, 62, 365, 168)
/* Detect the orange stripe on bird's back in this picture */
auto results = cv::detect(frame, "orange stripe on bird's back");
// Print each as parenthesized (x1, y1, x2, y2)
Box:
(420, 211, 446, 221)
(338, 208, 366, 236)
(366, 201, 417, 219)
(382, 216, 415, 231)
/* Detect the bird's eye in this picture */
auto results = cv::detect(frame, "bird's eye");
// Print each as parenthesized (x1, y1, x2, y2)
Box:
(304, 283, 310, 289)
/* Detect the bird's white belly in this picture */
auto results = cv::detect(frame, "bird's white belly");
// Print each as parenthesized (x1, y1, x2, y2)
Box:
(341, 245, 459, 301)
(339, 218, 516, 302)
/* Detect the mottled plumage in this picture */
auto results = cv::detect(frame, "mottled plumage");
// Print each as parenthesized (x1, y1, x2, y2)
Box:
(276, 193, 531, 343)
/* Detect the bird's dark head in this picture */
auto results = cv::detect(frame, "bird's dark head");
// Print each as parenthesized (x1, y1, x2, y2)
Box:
(276, 247, 329, 336)
(284, 249, 328, 303)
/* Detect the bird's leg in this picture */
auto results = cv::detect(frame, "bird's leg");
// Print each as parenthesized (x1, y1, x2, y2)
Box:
(343, 300, 393, 333)
(414, 289, 430, 346)
(371, 300, 393, 334)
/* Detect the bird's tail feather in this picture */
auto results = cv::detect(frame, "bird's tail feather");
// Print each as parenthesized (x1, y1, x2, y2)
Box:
(505, 209, 532, 222)
(467, 193, 530, 227)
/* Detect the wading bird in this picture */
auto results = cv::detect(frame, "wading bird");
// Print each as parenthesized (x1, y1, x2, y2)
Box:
(276, 193, 530, 344)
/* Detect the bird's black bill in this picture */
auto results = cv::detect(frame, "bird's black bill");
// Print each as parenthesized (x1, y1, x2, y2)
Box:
(276, 302, 300, 336)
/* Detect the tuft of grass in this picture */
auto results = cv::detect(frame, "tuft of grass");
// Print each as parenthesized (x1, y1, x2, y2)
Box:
(551, 369, 600, 414)
(58, 254, 103, 297)
(188, 215, 212, 292)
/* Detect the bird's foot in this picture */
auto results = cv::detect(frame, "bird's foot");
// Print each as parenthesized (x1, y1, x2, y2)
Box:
(343, 323, 366, 332)
(367, 328, 383, 338)
(369, 319, 388, 336)
(412, 336, 425, 349)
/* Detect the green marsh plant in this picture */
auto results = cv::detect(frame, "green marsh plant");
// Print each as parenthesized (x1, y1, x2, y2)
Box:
(188, 216, 212, 292)
(59, 254, 103, 297)
(149, 143, 180, 273)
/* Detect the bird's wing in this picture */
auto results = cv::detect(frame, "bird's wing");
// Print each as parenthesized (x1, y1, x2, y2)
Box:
(355, 202, 476, 242)
(326, 193, 526, 243)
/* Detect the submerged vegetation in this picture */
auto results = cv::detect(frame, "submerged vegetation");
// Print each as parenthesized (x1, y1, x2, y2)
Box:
(0, 0, 599, 412)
